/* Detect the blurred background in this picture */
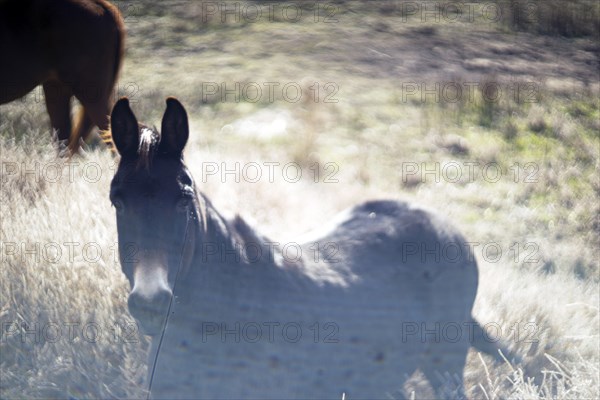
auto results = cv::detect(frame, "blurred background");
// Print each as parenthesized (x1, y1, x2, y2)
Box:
(1, 1, 599, 398)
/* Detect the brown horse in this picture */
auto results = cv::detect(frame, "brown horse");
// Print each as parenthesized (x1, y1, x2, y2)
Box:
(0, 0, 124, 153)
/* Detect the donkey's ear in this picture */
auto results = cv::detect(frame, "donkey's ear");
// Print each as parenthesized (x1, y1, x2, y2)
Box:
(159, 97, 189, 157)
(111, 97, 139, 158)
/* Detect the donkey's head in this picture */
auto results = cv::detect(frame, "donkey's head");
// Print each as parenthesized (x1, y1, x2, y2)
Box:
(110, 97, 197, 335)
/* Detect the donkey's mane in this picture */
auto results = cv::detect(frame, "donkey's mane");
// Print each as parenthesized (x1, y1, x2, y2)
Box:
(230, 214, 279, 266)
(196, 192, 292, 270)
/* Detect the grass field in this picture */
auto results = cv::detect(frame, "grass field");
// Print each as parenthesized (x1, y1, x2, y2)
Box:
(1, 1, 599, 398)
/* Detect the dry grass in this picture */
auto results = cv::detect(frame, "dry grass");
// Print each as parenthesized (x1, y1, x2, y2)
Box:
(1, 1, 599, 398)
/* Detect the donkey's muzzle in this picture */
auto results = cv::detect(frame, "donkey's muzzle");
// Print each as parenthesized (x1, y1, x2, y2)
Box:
(128, 288, 172, 336)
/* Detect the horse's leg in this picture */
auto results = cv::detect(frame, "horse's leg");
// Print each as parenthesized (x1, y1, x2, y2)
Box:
(70, 84, 114, 153)
(42, 80, 73, 144)
(69, 107, 94, 152)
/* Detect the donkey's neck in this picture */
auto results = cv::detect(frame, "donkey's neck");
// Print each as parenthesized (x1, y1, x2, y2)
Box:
(192, 192, 281, 270)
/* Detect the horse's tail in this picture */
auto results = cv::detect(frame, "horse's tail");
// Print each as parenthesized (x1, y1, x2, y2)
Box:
(469, 317, 523, 366)
(69, 0, 125, 155)
(101, 0, 125, 154)
(68, 107, 88, 155)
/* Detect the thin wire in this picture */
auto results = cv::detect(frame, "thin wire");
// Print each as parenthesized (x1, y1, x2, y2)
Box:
(145, 213, 192, 399)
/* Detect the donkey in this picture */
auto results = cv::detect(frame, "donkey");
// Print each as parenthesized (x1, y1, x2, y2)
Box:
(110, 97, 505, 399)
(0, 0, 124, 153)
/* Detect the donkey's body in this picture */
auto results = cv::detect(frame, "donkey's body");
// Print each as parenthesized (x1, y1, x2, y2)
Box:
(0, 0, 124, 152)
(110, 98, 486, 399)
(149, 199, 478, 399)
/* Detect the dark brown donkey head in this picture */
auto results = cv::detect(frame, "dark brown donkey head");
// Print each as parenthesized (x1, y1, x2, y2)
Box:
(110, 97, 198, 335)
